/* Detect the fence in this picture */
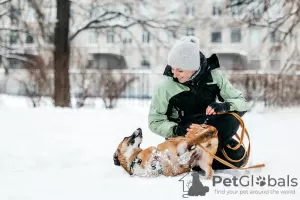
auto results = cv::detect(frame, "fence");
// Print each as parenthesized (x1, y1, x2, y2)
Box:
(0, 68, 299, 107)
(224, 71, 300, 107)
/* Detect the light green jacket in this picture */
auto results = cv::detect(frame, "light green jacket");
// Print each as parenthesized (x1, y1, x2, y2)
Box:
(148, 69, 249, 138)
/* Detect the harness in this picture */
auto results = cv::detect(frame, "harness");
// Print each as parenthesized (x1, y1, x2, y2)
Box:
(129, 151, 164, 175)
(130, 157, 142, 173)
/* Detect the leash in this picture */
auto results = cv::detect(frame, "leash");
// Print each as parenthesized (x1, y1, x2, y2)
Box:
(199, 112, 265, 170)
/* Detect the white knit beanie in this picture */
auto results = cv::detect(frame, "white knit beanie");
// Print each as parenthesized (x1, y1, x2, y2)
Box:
(167, 36, 200, 71)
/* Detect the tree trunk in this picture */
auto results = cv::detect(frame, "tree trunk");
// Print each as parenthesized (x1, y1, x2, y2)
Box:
(54, 0, 71, 107)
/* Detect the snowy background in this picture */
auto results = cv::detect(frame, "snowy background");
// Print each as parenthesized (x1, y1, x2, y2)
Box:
(1, 95, 300, 200)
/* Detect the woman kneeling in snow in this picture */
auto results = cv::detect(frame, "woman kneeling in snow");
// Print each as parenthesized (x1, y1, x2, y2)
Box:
(148, 36, 248, 170)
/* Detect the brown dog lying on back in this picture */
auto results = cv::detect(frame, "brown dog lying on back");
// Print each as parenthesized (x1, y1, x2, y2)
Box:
(113, 124, 218, 179)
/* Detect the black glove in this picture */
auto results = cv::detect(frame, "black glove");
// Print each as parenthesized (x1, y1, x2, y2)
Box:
(172, 124, 189, 137)
(208, 102, 231, 113)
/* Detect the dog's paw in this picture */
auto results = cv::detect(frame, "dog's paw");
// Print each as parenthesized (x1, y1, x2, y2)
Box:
(186, 124, 207, 138)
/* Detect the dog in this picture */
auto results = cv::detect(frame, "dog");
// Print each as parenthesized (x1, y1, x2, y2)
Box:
(113, 124, 218, 179)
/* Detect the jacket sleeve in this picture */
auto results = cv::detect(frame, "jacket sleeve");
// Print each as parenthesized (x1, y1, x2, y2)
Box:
(148, 82, 177, 138)
(211, 69, 249, 112)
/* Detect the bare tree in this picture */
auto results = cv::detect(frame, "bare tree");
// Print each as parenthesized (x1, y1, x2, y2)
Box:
(53, 0, 71, 107)
(73, 69, 94, 108)
(0, 0, 213, 108)
(226, 0, 300, 72)
(98, 70, 137, 109)
(14, 55, 53, 107)
(219, 0, 300, 107)
(71, 50, 97, 108)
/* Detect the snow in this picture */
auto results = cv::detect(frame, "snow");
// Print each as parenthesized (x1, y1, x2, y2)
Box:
(0, 95, 300, 200)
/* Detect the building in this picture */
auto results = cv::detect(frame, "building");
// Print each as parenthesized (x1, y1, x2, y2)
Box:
(0, 0, 299, 97)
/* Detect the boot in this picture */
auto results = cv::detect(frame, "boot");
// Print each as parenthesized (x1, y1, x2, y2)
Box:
(212, 138, 248, 170)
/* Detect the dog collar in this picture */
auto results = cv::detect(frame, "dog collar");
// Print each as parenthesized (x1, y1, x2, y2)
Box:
(130, 157, 142, 174)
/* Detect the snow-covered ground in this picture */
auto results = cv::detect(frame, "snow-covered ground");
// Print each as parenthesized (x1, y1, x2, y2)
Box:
(1, 95, 300, 200)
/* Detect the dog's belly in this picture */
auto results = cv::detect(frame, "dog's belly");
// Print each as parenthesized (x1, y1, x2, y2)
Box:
(156, 141, 193, 176)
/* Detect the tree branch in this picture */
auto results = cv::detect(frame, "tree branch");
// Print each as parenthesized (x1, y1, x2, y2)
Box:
(0, 0, 11, 6)
(0, 11, 7, 18)
(69, 11, 112, 41)
(27, 0, 46, 38)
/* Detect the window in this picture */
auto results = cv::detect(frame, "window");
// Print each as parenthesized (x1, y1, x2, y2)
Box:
(26, 34, 34, 44)
(141, 56, 150, 68)
(250, 0, 265, 19)
(185, 4, 195, 16)
(99, 58, 108, 69)
(270, 31, 281, 43)
(142, 30, 150, 43)
(252, 8, 263, 19)
(106, 30, 114, 43)
(8, 58, 24, 69)
(230, 0, 242, 16)
(9, 6, 20, 24)
(123, 38, 132, 44)
(231, 28, 241, 43)
(249, 28, 262, 46)
(211, 31, 222, 43)
(212, 0, 223, 16)
(123, 31, 132, 44)
(270, 60, 280, 70)
(24, 7, 35, 22)
(89, 30, 98, 44)
(186, 28, 195, 36)
(44, 7, 56, 23)
(248, 60, 261, 69)
(10, 31, 18, 44)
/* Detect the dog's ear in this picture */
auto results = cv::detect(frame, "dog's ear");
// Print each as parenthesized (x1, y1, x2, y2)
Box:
(113, 150, 120, 166)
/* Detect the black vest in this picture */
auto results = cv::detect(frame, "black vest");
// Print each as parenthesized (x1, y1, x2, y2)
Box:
(163, 53, 224, 124)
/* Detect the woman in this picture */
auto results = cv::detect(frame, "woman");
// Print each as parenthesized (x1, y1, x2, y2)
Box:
(148, 36, 249, 170)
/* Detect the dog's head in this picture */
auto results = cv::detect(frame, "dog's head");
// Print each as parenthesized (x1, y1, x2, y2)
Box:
(113, 128, 143, 166)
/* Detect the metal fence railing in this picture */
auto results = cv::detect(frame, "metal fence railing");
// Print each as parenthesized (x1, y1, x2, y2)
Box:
(0, 68, 300, 107)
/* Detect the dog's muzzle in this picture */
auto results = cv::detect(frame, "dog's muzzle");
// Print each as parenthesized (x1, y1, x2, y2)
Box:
(113, 153, 120, 166)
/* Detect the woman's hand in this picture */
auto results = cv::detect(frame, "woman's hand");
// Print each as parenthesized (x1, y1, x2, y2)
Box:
(206, 106, 216, 115)
(206, 102, 231, 115)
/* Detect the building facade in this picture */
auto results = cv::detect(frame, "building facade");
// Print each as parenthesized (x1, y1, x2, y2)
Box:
(0, 0, 299, 97)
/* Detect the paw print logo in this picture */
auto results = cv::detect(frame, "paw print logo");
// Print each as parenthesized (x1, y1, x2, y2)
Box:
(256, 176, 266, 186)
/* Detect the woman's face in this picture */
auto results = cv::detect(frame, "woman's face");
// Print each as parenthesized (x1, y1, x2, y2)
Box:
(171, 67, 196, 83)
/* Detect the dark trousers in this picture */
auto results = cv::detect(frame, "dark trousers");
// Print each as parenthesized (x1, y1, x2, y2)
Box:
(180, 112, 248, 170)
